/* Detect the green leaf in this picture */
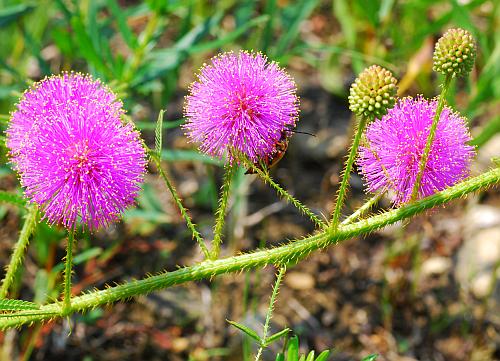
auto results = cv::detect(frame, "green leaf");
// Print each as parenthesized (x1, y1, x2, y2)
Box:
(155, 110, 165, 159)
(188, 15, 269, 55)
(298, 356, 305, 361)
(70, 15, 108, 76)
(470, 116, 500, 148)
(379, 0, 395, 21)
(0, 4, 34, 27)
(275, 353, 285, 361)
(107, 0, 138, 50)
(52, 247, 103, 274)
(265, 328, 291, 346)
(87, 0, 102, 57)
(133, 11, 224, 86)
(361, 355, 378, 361)
(0, 191, 26, 207)
(314, 350, 330, 361)
(33, 269, 49, 304)
(227, 320, 261, 343)
(275, 0, 319, 57)
(261, 0, 277, 52)
(136, 118, 185, 130)
(160, 150, 223, 166)
(287, 336, 299, 361)
(305, 351, 315, 361)
(51, 26, 74, 56)
(0, 299, 39, 311)
(333, 0, 356, 47)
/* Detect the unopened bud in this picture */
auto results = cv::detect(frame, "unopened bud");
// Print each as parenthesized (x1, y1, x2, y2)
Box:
(433, 28, 476, 78)
(348, 65, 398, 120)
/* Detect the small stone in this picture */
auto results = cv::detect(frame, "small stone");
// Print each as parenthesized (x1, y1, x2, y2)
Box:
(421, 256, 452, 277)
(285, 272, 315, 290)
(464, 205, 500, 232)
(471, 272, 493, 299)
(456, 227, 500, 294)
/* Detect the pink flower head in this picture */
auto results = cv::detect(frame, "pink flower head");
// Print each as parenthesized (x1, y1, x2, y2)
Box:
(183, 51, 299, 163)
(6, 73, 147, 230)
(357, 96, 475, 205)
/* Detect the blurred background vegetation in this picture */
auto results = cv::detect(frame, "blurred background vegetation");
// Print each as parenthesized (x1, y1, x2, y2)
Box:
(0, 0, 499, 360)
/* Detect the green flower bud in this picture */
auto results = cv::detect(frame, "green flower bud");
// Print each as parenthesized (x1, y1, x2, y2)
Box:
(348, 65, 398, 120)
(433, 28, 476, 78)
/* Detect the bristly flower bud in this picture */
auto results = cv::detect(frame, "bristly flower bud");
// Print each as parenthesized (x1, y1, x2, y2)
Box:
(348, 65, 398, 121)
(433, 28, 476, 78)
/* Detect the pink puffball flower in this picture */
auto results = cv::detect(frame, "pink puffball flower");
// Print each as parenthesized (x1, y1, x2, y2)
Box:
(183, 51, 299, 163)
(6, 73, 147, 230)
(357, 96, 475, 205)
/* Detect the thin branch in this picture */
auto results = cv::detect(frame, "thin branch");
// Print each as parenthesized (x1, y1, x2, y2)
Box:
(0, 166, 497, 329)
(241, 156, 326, 229)
(149, 149, 210, 259)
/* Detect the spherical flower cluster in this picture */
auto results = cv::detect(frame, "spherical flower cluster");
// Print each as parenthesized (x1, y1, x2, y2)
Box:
(6, 73, 147, 230)
(357, 96, 475, 205)
(433, 28, 476, 78)
(348, 65, 398, 120)
(183, 51, 299, 163)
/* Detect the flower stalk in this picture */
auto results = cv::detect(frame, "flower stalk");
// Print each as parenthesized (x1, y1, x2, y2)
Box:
(410, 74, 453, 201)
(62, 230, 75, 316)
(149, 149, 210, 259)
(255, 266, 286, 361)
(330, 116, 367, 229)
(241, 155, 325, 228)
(211, 162, 236, 260)
(331, 65, 397, 229)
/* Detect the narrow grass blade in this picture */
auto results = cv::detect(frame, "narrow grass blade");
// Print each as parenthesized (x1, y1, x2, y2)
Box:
(0, 191, 26, 207)
(0, 4, 34, 27)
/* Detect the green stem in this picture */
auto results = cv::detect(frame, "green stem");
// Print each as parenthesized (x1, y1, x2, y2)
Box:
(255, 266, 286, 361)
(122, 11, 160, 84)
(62, 230, 74, 316)
(341, 192, 383, 226)
(150, 151, 210, 259)
(331, 116, 368, 229)
(0, 206, 38, 299)
(411, 74, 453, 201)
(211, 162, 236, 260)
(0, 167, 498, 329)
(242, 157, 326, 229)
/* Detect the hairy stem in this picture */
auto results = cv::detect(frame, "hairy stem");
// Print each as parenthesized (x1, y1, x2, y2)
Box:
(211, 163, 236, 260)
(62, 230, 74, 316)
(150, 151, 210, 259)
(242, 157, 325, 229)
(331, 116, 368, 229)
(0, 167, 497, 329)
(255, 266, 286, 361)
(411, 74, 453, 201)
(0, 206, 38, 299)
(341, 192, 383, 225)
